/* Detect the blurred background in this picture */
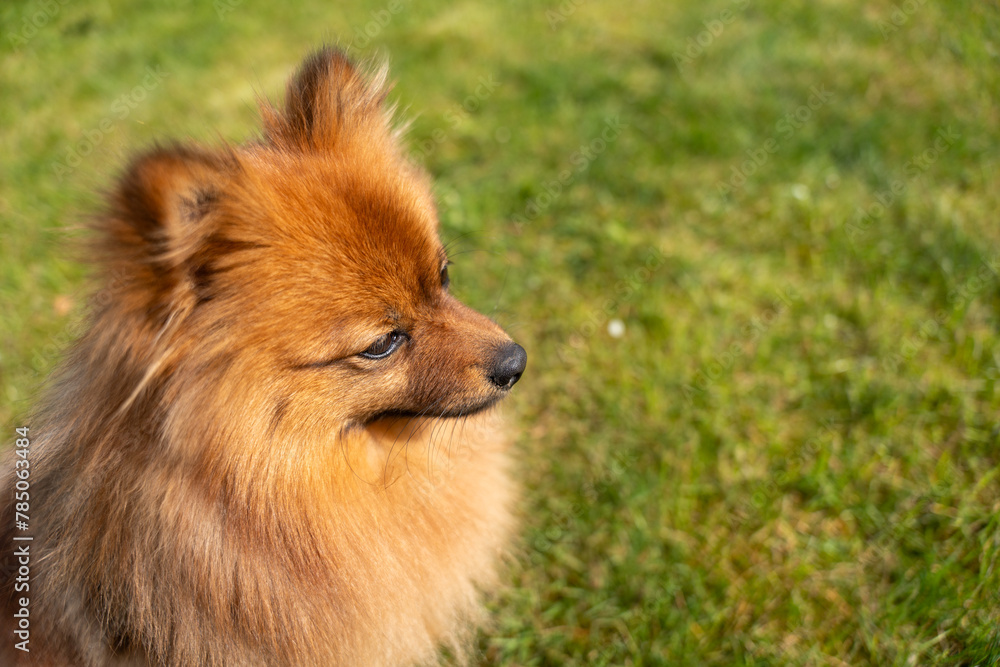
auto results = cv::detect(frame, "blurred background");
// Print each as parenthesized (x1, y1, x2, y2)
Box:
(1, 1, 998, 664)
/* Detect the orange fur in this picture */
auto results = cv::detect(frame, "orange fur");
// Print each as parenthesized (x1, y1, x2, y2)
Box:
(1, 48, 524, 666)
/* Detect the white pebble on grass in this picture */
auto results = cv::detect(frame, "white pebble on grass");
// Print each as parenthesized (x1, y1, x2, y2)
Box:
(608, 319, 625, 338)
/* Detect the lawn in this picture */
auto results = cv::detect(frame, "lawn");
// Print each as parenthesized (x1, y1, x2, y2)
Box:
(2, 0, 999, 664)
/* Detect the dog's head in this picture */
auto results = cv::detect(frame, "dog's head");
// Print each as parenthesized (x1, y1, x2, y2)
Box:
(99, 48, 525, 435)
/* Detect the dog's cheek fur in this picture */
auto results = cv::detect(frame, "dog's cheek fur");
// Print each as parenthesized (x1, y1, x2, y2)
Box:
(0, 48, 519, 666)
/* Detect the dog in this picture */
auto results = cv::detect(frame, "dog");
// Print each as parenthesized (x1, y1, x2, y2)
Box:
(1, 47, 525, 666)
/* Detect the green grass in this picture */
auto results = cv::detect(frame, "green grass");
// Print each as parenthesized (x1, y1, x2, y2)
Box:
(2, 0, 999, 664)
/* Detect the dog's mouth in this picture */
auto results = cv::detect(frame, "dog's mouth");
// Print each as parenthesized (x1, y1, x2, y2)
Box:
(363, 396, 502, 426)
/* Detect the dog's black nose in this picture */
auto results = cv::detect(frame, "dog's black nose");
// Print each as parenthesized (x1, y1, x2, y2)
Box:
(488, 342, 526, 390)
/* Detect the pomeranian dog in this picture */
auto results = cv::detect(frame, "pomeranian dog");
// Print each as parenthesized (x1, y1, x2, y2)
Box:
(1, 48, 525, 666)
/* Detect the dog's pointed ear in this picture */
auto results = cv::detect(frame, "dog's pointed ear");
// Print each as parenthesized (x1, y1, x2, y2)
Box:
(101, 144, 231, 321)
(261, 47, 391, 151)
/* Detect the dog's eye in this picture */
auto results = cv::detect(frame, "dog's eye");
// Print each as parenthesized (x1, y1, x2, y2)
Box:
(359, 331, 406, 360)
(441, 263, 451, 289)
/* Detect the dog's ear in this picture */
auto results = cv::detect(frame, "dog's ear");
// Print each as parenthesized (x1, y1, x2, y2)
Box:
(261, 47, 391, 151)
(100, 144, 232, 322)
